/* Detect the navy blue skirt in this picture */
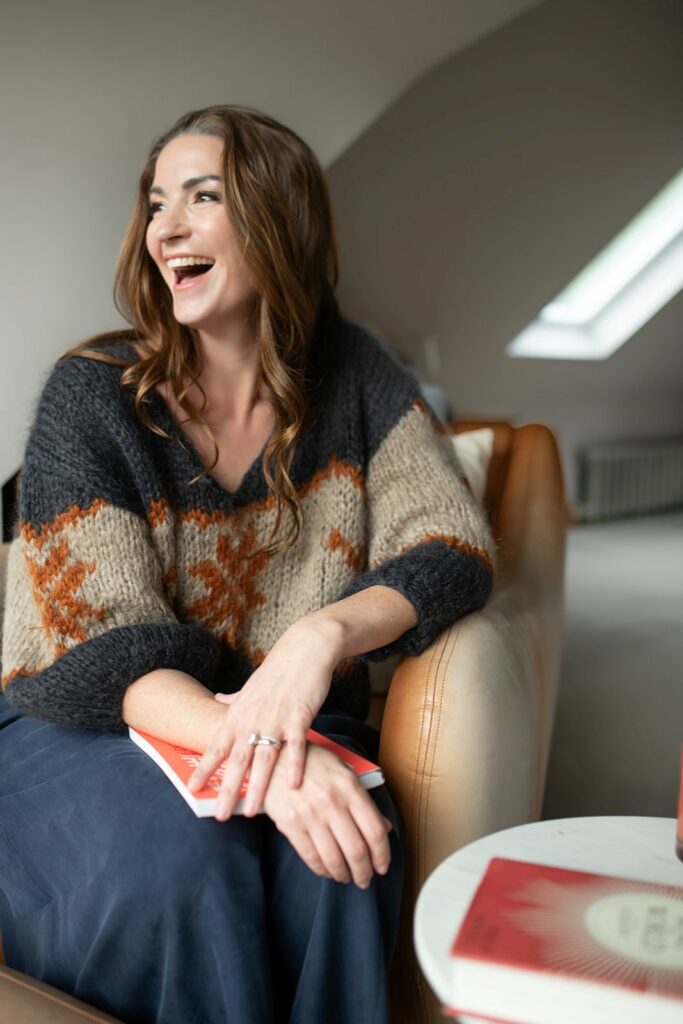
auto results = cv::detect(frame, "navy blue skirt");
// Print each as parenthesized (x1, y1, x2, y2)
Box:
(0, 693, 403, 1024)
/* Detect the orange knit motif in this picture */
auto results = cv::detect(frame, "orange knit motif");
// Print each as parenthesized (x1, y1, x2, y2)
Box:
(184, 519, 271, 648)
(20, 498, 107, 550)
(147, 498, 170, 528)
(24, 538, 106, 655)
(326, 528, 366, 572)
(299, 456, 365, 498)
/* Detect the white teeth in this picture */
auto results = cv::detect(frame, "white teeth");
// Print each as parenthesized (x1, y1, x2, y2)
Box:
(166, 256, 215, 269)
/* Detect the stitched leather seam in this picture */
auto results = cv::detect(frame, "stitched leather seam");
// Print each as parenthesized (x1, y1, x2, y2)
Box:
(413, 624, 458, 1024)
(416, 642, 439, 886)
(410, 639, 438, 1024)
(422, 622, 458, 877)
(414, 624, 453, 898)
(0, 971, 114, 1021)
(407, 640, 437, 875)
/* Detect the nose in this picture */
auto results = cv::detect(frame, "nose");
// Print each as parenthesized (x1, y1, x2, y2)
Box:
(153, 207, 191, 243)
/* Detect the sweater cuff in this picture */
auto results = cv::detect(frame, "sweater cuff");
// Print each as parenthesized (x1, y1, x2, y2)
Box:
(338, 541, 493, 661)
(3, 622, 223, 732)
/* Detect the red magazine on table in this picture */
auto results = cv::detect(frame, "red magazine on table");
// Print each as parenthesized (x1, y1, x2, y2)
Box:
(446, 856, 683, 1024)
(129, 726, 384, 817)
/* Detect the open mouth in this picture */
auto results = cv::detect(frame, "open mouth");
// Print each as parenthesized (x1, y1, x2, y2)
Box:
(175, 265, 212, 285)
(167, 256, 215, 288)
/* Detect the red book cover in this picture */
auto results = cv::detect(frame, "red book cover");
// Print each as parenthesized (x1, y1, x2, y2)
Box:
(129, 726, 384, 817)
(447, 857, 683, 1024)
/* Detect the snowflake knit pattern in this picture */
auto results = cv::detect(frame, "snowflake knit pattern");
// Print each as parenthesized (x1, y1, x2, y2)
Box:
(1, 318, 495, 731)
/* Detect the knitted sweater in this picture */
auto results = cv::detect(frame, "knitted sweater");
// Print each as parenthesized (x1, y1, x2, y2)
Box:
(1, 318, 495, 731)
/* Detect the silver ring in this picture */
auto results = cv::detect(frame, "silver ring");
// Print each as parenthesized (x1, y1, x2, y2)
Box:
(247, 732, 283, 750)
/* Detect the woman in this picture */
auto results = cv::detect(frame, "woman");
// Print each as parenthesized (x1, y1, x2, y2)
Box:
(0, 106, 495, 1023)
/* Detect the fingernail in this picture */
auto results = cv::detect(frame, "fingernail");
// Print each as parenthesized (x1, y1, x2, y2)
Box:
(383, 817, 393, 832)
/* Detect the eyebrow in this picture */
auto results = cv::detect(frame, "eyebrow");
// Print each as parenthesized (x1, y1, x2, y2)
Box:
(149, 175, 221, 196)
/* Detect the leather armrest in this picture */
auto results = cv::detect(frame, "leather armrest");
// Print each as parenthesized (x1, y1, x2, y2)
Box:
(382, 422, 566, 1024)
(0, 965, 122, 1023)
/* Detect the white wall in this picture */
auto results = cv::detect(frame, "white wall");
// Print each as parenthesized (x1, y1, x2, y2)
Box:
(0, 0, 541, 491)
(326, 0, 683, 503)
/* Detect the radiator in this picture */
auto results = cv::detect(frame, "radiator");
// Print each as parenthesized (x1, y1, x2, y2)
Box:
(578, 438, 683, 521)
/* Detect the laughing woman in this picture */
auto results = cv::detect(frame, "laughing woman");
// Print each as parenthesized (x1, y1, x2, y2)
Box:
(0, 106, 494, 1024)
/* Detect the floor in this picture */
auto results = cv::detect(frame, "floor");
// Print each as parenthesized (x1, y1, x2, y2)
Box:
(542, 510, 683, 820)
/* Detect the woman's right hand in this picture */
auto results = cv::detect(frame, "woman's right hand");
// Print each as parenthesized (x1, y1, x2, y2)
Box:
(262, 741, 393, 889)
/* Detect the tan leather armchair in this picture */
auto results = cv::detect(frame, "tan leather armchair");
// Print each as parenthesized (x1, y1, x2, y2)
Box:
(0, 420, 567, 1024)
(382, 420, 566, 1023)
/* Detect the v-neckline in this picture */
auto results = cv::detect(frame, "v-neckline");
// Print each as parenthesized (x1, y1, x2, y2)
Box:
(121, 340, 271, 500)
(157, 395, 270, 498)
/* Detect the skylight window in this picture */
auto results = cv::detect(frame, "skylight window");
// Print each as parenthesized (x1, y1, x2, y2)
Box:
(507, 168, 683, 360)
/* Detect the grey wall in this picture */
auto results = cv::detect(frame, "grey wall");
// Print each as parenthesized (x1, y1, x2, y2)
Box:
(327, 0, 683, 503)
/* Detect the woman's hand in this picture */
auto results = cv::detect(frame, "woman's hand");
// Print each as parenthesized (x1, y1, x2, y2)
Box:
(188, 615, 343, 820)
(263, 741, 393, 889)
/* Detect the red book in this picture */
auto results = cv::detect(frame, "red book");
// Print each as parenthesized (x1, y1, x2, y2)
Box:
(447, 857, 683, 1024)
(129, 726, 384, 817)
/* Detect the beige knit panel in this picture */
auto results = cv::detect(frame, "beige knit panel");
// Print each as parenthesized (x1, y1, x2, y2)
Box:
(365, 400, 495, 572)
(153, 464, 366, 664)
(1, 502, 175, 686)
(1, 538, 50, 684)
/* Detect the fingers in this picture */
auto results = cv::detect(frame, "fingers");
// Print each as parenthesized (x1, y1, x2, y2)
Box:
(283, 829, 332, 881)
(286, 731, 308, 789)
(188, 734, 233, 795)
(241, 742, 282, 817)
(308, 822, 355, 885)
(237, 723, 307, 817)
(311, 785, 393, 888)
(276, 813, 381, 888)
(308, 801, 391, 888)
(348, 798, 393, 878)
(213, 744, 253, 820)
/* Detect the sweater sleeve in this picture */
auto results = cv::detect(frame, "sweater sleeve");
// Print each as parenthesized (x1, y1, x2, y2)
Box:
(1, 356, 222, 731)
(338, 329, 495, 660)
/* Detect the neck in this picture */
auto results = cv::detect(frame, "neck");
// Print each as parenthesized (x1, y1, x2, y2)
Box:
(193, 313, 263, 423)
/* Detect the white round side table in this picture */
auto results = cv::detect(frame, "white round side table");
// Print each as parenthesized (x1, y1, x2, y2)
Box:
(414, 816, 681, 1017)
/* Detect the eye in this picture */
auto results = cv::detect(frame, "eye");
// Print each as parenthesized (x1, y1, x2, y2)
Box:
(147, 200, 165, 217)
(195, 190, 221, 203)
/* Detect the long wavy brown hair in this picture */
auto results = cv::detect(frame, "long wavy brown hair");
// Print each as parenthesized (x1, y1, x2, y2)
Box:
(60, 105, 340, 556)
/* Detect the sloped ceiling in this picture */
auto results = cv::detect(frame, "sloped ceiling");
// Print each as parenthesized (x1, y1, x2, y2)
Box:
(2, 0, 544, 166)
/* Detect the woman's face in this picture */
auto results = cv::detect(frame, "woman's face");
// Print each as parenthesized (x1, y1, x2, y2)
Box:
(145, 133, 258, 334)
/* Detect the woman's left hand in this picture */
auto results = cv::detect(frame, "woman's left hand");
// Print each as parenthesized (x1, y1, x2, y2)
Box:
(188, 615, 342, 820)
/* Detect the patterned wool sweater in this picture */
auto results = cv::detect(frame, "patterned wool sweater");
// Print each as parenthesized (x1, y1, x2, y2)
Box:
(1, 318, 495, 731)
